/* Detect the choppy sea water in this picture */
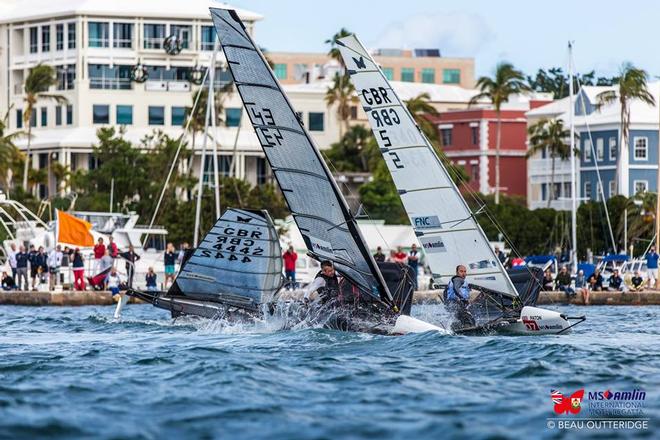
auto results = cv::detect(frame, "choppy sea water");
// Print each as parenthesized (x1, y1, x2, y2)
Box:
(0, 304, 657, 440)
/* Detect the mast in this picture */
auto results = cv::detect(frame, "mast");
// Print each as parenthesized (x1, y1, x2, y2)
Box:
(568, 41, 577, 275)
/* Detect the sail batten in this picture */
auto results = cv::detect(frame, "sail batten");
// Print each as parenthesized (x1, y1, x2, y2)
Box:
(338, 35, 518, 298)
(210, 8, 394, 306)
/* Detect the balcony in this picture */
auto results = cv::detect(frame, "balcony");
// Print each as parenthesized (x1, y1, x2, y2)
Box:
(89, 77, 132, 90)
(528, 158, 573, 180)
(529, 198, 573, 211)
(145, 80, 190, 92)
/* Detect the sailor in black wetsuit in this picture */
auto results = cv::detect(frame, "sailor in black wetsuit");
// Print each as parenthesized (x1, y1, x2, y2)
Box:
(303, 260, 340, 304)
(443, 265, 476, 329)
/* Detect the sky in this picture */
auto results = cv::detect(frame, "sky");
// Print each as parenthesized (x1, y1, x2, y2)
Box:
(229, 0, 660, 80)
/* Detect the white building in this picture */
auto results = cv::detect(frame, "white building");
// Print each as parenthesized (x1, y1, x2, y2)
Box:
(0, 0, 348, 199)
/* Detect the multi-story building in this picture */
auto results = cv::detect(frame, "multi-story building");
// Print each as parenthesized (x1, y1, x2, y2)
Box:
(0, 0, 349, 199)
(268, 49, 475, 89)
(428, 93, 552, 199)
(574, 83, 660, 201)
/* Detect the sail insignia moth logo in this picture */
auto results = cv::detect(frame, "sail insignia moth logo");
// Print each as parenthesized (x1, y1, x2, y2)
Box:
(352, 56, 366, 69)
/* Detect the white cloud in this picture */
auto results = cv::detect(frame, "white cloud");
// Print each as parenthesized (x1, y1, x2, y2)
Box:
(372, 11, 495, 57)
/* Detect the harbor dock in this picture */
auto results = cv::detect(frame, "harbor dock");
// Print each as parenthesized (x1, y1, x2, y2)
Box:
(2, 290, 659, 306)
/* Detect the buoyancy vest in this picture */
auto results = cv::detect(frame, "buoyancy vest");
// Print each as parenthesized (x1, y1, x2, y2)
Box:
(315, 270, 339, 300)
(443, 276, 470, 303)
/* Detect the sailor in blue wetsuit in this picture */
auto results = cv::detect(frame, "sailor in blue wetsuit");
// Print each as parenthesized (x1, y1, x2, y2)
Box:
(443, 265, 476, 328)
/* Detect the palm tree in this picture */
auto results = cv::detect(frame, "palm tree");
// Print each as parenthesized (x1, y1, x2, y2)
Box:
(596, 63, 655, 195)
(405, 92, 439, 143)
(325, 73, 356, 138)
(527, 118, 576, 207)
(325, 28, 352, 67)
(0, 106, 26, 191)
(22, 64, 67, 191)
(470, 62, 530, 204)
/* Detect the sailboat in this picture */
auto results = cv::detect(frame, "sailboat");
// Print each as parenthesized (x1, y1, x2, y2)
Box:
(335, 35, 585, 334)
(122, 208, 283, 320)
(208, 8, 434, 334)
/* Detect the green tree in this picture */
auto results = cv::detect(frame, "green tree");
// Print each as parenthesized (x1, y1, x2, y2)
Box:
(526, 118, 576, 207)
(470, 62, 530, 204)
(325, 72, 356, 138)
(323, 125, 379, 172)
(0, 106, 26, 191)
(358, 159, 407, 224)
(526, 67, 618, 99)
(22, 64, 67, 191)
(405, 92, 439, 143)
(596, 63, 655, 195)
(325, 28, 352, 66)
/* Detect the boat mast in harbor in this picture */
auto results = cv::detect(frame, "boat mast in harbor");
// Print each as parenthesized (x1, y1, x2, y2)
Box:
(569, 41, 577, 274)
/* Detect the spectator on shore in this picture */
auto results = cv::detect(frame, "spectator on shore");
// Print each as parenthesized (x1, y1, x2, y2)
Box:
(93, 238, 106, 272)
(120, 245, 140, 288)
(408, 244, 420, 290)
(631, 271, 644, 292)
(494, 246, 507, 265)
(15, 246, 29, 291)
(282, 245, 297, 290)
(71, 248, 86, 291)
(555, 266, 575, 301)
(645, 246, 659, 288)
(99, 249, 114, 273)
(393, 246, 407, 264)
(178, 242, 190, 265)
(2, 271, 16, 291)
(164, 242, 177, 289)
(373, 246, 386, 263)
(107, 236, 118, 259)
(105, 267, 122, 298)
(146, 267, 158, 291)
(27, 245, 37, 289)
(8, 243, 17, 280)
(47, 245, 63, 291)
(511, 256, 525, 267)
(607, 269, 627, 293)
(31, 246, 48, 290)
(61, 246, 71, 286)
(588, 269, 603, 292)
(575, 269, 589, 304)
(542, 269, 554, 291)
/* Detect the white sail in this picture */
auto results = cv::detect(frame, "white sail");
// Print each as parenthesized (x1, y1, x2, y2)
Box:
(336, 35, 518, 297)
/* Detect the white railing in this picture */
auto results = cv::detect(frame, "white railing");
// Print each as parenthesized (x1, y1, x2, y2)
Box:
(144, 80, 190, 92)
(90, 77, 132, 90)
(143, 37, 163, 49)
(529, 199, 572, 211)
(528, 158, 572, 176)
(167, 81, 190, 92)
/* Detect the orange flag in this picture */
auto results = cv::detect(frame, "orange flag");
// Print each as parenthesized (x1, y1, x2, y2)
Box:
(57, 210, 94, 247)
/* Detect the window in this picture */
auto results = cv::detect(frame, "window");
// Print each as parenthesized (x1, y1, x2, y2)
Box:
(29, 27, 38, 53)
(116, 105, 133, 125)
(583, 139, 591, 162)
(273, 63, 287, 80)
(92, 105, 109, 124)
(596, 182, 603, 202)
(200, 25, 216, 51)
(634, 180, 648, 194)
(609, 137, 617, 161)
(40, 107, 47, 126)
(440, 128, 452, 146)
(596, 138, 604, 161)
(170, 25, 191, 49)
(88, 22, 109, 48)
(401, 67, 414, 82)
(66, 105, 73, 125)
(471, 126, 479, 145)
(144, 23, 166, 49)
(470, 164, 478, 181)
(16, 109, 22, 129)
(421, 68, 435, 84)
(609, 180, 616, 198)
(113, 23, 133, 48)
(225, 108, 241, 127)
(67, 23, 76, 49)
(56, 64, 76, 90)
(308, 112, 324, 131)
(171, 106, 186, 126)
(148, 106, 165, 125)
(30, 111, 37, 127)
(203, 155, 231, 184)
(56, 24, 64, 50)
(634, 137, 648, 160)
(443, 68, 461, 84)
(41, 26, 50, 52)
(382, 67, 393, 80)
(257, 157, 269, 185)
(55, 106, 62, 126)
(89, 64, 132, 90)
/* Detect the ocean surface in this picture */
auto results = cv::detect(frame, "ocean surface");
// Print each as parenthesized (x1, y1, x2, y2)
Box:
(0, 303, 657, 440)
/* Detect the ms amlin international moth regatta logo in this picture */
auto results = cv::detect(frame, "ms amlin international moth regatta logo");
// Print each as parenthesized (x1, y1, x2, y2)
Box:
(546, 388, 648, 431)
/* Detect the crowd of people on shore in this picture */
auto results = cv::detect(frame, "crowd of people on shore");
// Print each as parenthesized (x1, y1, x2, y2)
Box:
(1, 238, 191, 296)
